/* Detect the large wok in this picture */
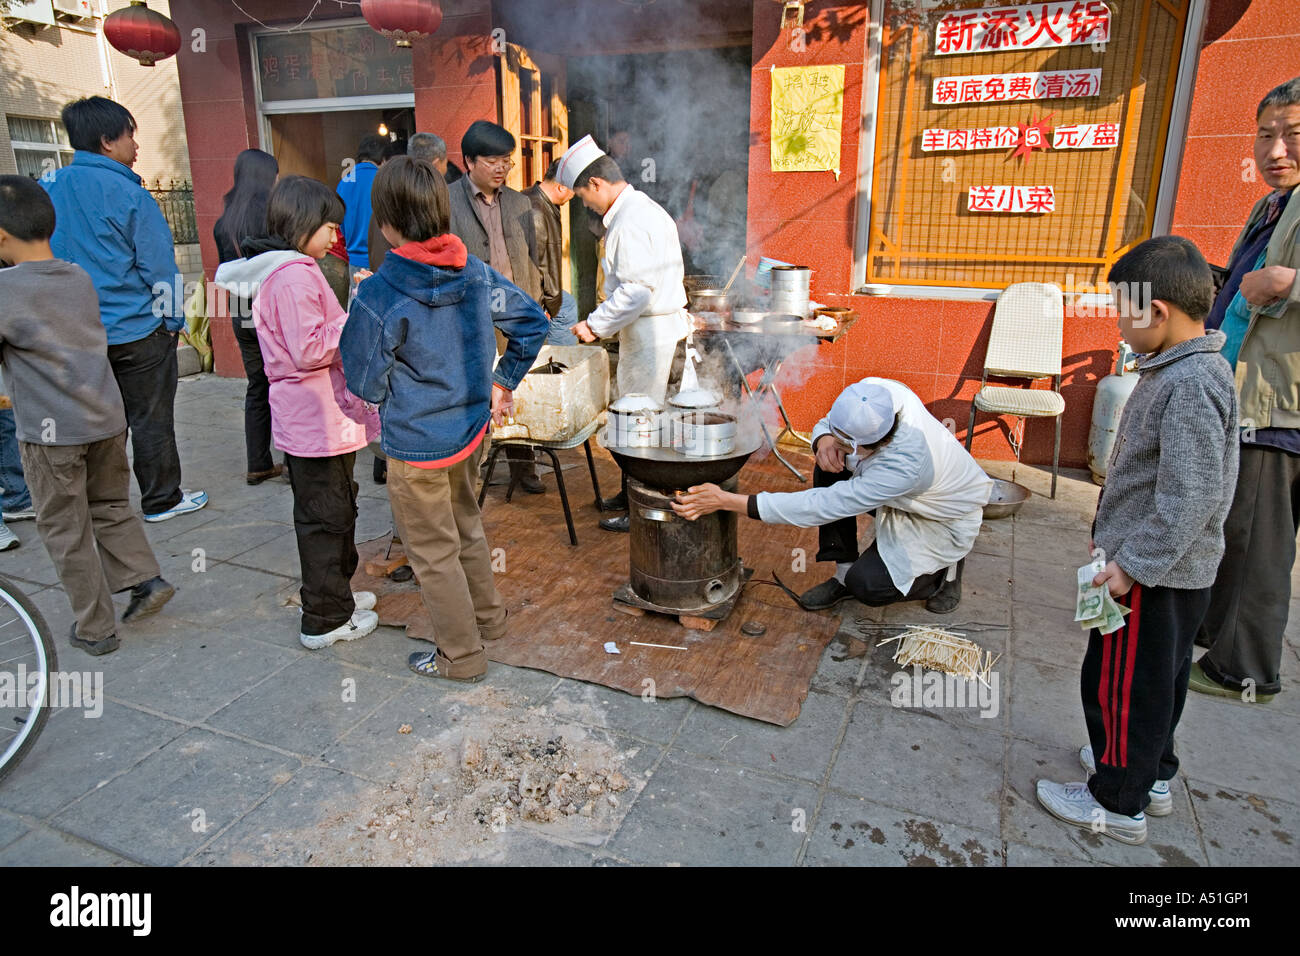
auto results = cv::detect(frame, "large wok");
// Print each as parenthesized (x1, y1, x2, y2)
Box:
(599, 429, 759, 490)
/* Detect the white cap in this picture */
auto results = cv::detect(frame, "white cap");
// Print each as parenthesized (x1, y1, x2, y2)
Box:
(827, 382, 896, 446)
(556, 134, 606, 190)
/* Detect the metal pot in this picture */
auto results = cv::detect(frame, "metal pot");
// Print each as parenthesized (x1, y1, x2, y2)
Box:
(671, 411, 737, 457)
(686, 288, 732, 315)
(668, 387, 722, 410)
(607, 393, 663, 449)
(732, 308, 766, 325)
(769, 265, 812, 317)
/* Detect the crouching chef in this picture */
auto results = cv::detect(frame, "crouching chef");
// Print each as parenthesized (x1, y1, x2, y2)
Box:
(562, 134, 692, 531)
(671, 378, 993, 613)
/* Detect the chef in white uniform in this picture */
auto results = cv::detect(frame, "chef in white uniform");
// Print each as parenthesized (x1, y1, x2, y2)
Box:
(560, 134, 692, 532)
(561, 135, 690, 405)
(671, 378, 993, 613)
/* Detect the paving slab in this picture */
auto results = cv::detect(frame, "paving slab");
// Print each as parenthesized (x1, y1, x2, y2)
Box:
(189, 765, 373, 865)
(1186, 782, 1300, 867)
(828, 703, 1005, 834)
(673, 689, 849, 784)
(0, 825, 135, 866)
(205, 654, 407, 757)
(0, 809, 29, 852)
(103, 633, 299, 722)
(0, 701, 187, 820)
(1012, 600, 1089, 668)
(544, 680, 694, 746)
(804, 791, 1003, 866)
(1007, 656, 1090, 750)
(51, 727, 299, 866)
(1175, 693, 1300, 805)
(605, 749, 815, 865)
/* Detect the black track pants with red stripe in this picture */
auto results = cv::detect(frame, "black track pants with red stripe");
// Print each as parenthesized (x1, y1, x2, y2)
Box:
(1080, 581, 1212, 817)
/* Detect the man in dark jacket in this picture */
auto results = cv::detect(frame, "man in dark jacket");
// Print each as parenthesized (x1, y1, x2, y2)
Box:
(449, 121, 544, 492)
(524, 159, 578, 344)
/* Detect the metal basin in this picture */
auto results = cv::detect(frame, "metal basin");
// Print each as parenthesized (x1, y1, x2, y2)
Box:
(601, 429, 759, 491)
(983, 478, 1031, 519)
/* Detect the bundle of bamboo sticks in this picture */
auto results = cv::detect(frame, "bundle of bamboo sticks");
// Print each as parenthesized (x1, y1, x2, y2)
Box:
(877, 625, 1000, 688)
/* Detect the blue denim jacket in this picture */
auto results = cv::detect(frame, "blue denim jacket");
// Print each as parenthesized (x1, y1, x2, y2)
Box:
(340, 249, 548, 462)
(42, 151, 181, 345)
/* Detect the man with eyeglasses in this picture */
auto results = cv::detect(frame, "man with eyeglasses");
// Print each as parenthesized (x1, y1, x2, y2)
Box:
(671, 378, 993, 614)
(449, 120, 545, 494)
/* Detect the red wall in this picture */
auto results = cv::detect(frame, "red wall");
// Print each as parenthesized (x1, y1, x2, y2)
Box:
(173, 0, 1300, 469)
(744, 0, 1300, 468)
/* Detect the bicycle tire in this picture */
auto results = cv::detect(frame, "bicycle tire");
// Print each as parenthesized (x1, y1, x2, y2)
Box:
(0, 572, 56, 783)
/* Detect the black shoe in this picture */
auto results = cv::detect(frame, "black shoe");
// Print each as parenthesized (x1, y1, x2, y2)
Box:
(513, 469, 545, 495)
(600, 514, 630, 533)
(246, 464, 283, 485)
(600, 490, 628, 512)
(924, 574, 962, 614)
(69, 623, 120, 656)
(799, 577, 853, 610)
(122, 576, 176, 623)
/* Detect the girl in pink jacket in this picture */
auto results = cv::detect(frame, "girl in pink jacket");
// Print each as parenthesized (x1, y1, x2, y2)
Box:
(213, 175, 380, 649)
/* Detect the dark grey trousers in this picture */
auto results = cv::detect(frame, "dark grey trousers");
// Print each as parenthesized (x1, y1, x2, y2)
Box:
(1198, 444, 1300, 696)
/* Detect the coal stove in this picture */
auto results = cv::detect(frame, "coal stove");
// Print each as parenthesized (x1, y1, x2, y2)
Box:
(601, 435, 761, 627)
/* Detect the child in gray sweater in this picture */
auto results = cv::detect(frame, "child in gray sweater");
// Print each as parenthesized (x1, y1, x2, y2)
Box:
(0, 175, 174, 655)
(1037, 236, 1239, 845)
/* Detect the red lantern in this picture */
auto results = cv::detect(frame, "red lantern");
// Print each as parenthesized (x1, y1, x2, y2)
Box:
(361, 0, 443, 48)
(103, 1, 182, 68)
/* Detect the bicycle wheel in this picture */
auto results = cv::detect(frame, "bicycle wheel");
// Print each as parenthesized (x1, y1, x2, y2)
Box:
(0, 572, 55, 783)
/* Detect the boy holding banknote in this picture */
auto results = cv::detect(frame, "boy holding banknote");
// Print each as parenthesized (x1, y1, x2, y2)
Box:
(1036, 236, 1239, 845)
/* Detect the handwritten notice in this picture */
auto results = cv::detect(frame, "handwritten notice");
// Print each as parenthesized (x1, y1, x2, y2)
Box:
(771, 65, 845, 173)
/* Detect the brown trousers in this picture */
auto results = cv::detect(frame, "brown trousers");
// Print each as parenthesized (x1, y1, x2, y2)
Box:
(386, 438, 506, 678)
(19, 431, 161, 641)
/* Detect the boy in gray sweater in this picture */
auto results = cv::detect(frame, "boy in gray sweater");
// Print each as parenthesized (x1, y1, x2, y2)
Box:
(1037, 236, 1239, 845)
(0, 176, 174, 656)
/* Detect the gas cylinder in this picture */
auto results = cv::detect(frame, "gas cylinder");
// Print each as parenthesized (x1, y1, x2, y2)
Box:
(1088, 343, 1139, 485)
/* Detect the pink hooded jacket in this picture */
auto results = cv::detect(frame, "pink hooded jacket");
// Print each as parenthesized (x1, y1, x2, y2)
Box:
(242, 255, 378, 457)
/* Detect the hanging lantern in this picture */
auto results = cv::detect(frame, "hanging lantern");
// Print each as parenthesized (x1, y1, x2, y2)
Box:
(103, 1, 182, 67)
(361, 0, 444, 48)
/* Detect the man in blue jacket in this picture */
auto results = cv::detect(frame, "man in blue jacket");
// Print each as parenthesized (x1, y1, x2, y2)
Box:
(42, 97, 206, 522)
(336, 134, 385, 279)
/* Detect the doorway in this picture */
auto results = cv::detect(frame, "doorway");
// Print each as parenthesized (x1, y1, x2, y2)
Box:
(266, 107, 415, 185)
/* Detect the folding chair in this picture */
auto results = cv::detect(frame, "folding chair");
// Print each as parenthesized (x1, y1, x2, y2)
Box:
(964, 282, 1066, 498)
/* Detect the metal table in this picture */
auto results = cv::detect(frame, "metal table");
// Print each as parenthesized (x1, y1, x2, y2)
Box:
(691, 312, 860, 480)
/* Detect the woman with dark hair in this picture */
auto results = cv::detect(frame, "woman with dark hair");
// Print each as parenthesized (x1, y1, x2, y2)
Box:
(213, 148, 282, 484)
(213, 175, 379, 650)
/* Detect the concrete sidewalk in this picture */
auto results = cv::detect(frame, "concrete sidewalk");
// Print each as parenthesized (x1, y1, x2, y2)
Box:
(0, 374, 1295, 866)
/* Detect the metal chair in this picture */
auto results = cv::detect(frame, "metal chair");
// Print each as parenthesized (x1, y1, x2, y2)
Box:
(965, 282, 1066, 498)
(477, 417, 604, 546)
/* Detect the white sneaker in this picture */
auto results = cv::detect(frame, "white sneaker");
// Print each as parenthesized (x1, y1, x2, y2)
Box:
(1080, 745, 1173, 817)
(144, 489, 209, 523)
(353, 591, 377, 612)
(0, 523, 19, 551)
(299, 609, 379, 650)
(1036, 779, 1147, 845)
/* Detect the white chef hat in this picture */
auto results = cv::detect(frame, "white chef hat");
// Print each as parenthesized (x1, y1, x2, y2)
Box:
(556, 134, 607, 190)
(827, 382, 897, 446)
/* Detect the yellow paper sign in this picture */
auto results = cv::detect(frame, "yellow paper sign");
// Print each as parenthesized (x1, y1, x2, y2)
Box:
(771, 65, 845, 173)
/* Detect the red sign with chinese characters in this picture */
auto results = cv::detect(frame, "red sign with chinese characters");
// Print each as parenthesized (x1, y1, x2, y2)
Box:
(922, 126, 1036, 151)
(935, 2, 1111, 56)
(967, 185, 1057, 213)
(1051, 122, 1121, 149)
(933, 69, 1101, 105)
